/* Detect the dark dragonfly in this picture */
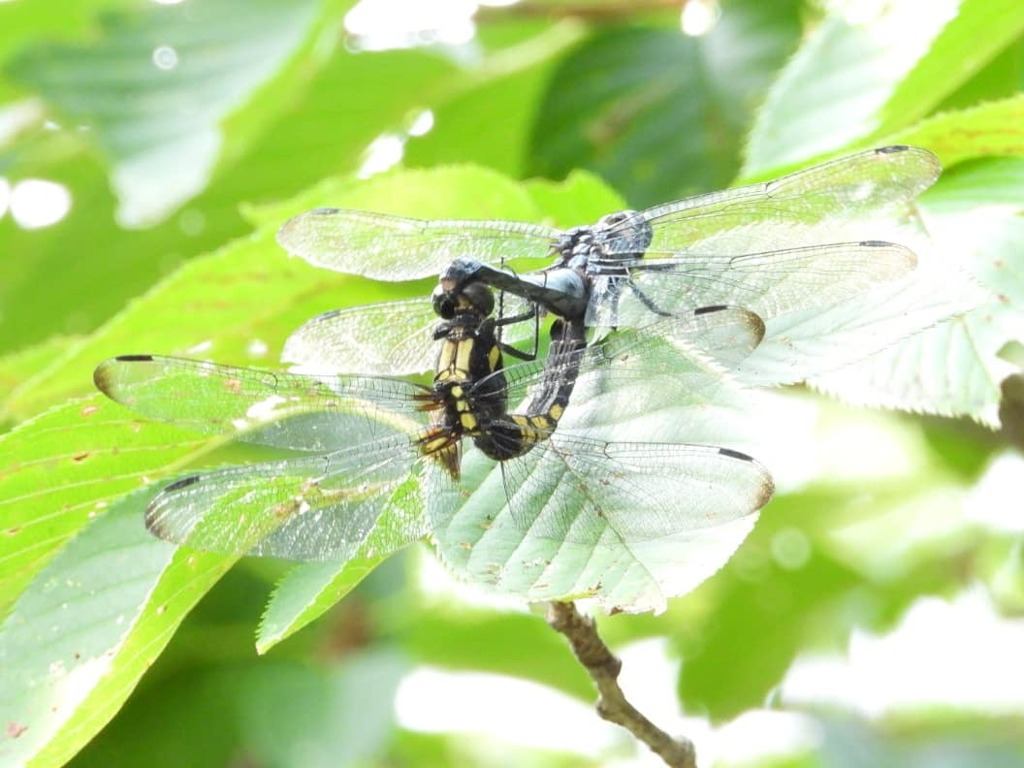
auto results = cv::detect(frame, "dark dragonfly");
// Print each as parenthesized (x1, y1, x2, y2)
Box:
(277, 146, 939, 375)
(94, 281, 773, 560)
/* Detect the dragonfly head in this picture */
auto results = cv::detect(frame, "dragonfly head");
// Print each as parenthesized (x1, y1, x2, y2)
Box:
(432, 280, 494, 321)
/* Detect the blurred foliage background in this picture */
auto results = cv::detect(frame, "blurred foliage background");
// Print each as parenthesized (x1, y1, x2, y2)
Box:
(1, 0, 1023, 766)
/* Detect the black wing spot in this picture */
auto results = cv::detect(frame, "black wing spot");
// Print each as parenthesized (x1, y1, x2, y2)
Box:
(164, 475, 202, 492)
(115, 354, 155, 362)
(718, 447, 755, 462)
(694, 305, 729, 315)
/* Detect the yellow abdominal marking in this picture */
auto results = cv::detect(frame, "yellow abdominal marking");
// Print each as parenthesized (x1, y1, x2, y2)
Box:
(455, 339, 473, 375)
(436, 340, 455, 379)
(510, 414, 554, 444)
(422, 434, 452, 454)
(488, 345, 501, 371)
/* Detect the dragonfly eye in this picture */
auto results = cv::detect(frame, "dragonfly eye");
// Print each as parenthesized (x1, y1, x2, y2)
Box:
(431, 284, 457, 319)
(432, 282, 495, 320)
(597, 210, 636, 228)
(461, 282, 495, 317)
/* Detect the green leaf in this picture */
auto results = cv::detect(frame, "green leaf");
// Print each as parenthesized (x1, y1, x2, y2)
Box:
(889, 95, 1024, 164)
(6, 0, 323, 227)
(811, 156, 1024, 425)
(745, 0, 959, 173)
(0, 489, 233, 768)
(0, 3, 459, 356)
(0, 336, 80, 405)
(935, 35, 1024, 113)
(403, 20, 587, 177)
(71, 649, 405, 767)
(0, 0, 139, 101)
(522, 170, 626, 228)
(878, 0, 1024, 133)
(0, 396, 207, 607)
(529, 0, 801, 206)
(257, 541, 409, 653)
(0, 143, 251, 356)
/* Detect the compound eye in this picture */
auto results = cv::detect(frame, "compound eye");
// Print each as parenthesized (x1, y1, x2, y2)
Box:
(598, 210, 638, 230)
(461, 283, 495, 317)
(432, 285, 456, 319)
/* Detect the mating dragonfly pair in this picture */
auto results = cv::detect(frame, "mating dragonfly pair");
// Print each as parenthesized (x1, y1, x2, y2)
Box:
(95, 145, 940, 562)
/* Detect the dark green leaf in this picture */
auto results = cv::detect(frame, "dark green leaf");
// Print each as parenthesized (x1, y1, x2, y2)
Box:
(529, 0, 801, 206)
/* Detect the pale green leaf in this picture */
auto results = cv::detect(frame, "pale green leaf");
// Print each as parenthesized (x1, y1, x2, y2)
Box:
(878, 0, 1024, 133)
(745, 0, 956, 173)
(0, 490, 233, 768)
(7, 0, 323, 226)
(811, 156, 1024, 425)
(888, 95, 1024, 163)
(0, 336, 80, 406)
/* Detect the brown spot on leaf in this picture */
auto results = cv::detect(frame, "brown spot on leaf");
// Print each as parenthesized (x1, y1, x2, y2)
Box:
(7, 722, 27, 738)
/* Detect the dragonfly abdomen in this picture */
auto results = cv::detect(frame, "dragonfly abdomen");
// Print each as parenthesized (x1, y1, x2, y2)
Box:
(471, 318, 586, 462)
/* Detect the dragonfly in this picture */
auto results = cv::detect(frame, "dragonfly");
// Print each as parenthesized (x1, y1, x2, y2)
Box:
(278, 145, 940, 375)
(94, 283, 773, 560)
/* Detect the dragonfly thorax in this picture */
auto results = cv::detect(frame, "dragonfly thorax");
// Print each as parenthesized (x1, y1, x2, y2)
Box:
(553, 210, 653, 275)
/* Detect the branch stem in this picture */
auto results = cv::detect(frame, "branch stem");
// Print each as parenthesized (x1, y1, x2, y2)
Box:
(546, 601, 696, 768)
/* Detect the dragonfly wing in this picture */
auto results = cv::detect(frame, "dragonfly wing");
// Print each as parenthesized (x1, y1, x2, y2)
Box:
(283, 299, 440, 375)
(634, 145, 940, 254)
(592, 306, 765, 372)
(94, 355, 430, 451)
(276, 208, 561, 281)
(596, 240, 916, 326)
(486, 436, 773, 545)
(145, 437, 431, 560)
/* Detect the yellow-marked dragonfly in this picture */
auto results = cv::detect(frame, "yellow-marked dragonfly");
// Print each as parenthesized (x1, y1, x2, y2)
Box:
(278, 145, 939, 377)
(94, 282, 772, 560)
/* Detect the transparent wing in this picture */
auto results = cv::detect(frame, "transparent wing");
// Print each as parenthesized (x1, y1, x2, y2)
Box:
(588, 240, 917, 326)
(276, 208, 561, 281)
(145, 437, 433, 560)
(445, 307, 769, 544)
(491, 306, 764, 424)
(584, 305, 765, 376)
(283, 299, 440, 375)
(283, 296, 541, 376)
(463, 437, 772, 545)
(631, 145, 940, 254)
(94, 355, 430, 452)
